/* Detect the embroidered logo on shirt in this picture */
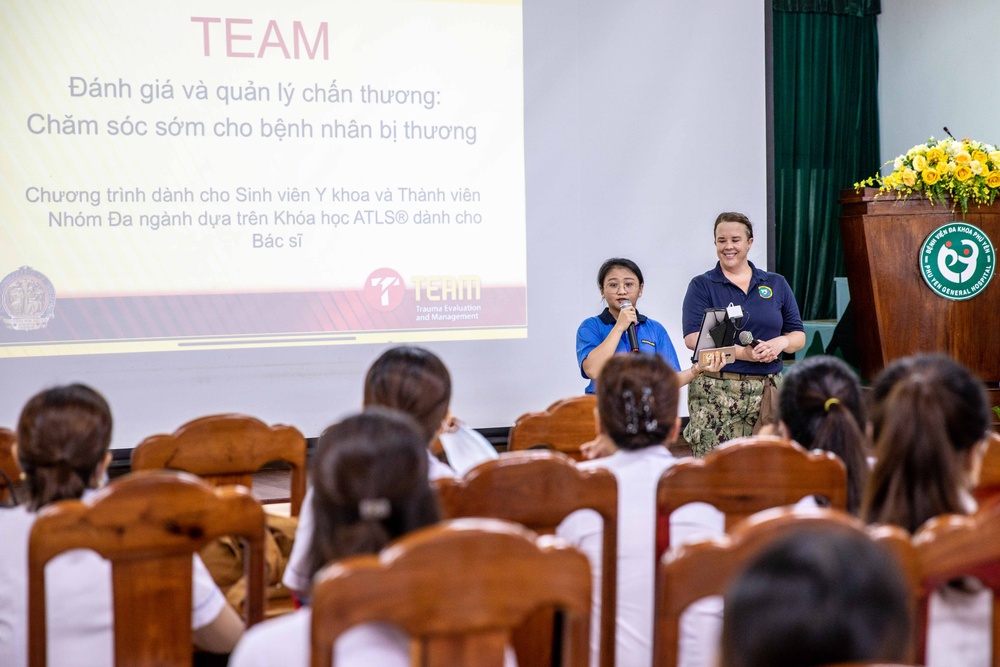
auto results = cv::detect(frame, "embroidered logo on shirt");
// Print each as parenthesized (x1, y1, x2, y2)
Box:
(758, 286, 773, 299)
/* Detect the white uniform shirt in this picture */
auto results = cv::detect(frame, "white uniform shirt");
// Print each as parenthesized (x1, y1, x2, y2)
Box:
(556, 446, 725, 667)
(230, 609, 410, 667)
(0, 495, 227, 667)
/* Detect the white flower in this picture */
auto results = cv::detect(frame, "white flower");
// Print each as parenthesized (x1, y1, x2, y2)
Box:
(986, 144, 997, 153)
(894, 157, 904, 170)
(971, 160, 984, 175)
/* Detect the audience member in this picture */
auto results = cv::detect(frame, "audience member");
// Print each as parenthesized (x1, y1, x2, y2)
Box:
(558, 353, 718, 667)
(720, 528, 911, 667)
(283, 345, 457, 595)
(772, 355, 870, 514)
(230, 408, 440, 666)
(863, 353, 992, 667)
(0, 384, 242, 667)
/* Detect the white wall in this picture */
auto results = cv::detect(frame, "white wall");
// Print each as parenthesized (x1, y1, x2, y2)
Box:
(0, 0, 769, 447)
(878, 0, 1000, 166)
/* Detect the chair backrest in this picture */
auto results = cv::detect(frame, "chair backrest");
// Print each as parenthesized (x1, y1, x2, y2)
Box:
(131, 413, 307, 516)
(435, 451, 618, 667)
(913, 498, 1000, 666)
(972, 431, 1000, 506)
(653, 506, 917, 667)
(28, 470, 266, 667)
(310, 518, 593, 667)
(507, 395, 598, 461)
(0, 427, 20, 505)
(655, 436, 848, 556)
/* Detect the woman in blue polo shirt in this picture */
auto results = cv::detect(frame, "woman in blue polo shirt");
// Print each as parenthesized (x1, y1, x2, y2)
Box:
(681, 212, 805, 456)
(578, 257, 711, 394)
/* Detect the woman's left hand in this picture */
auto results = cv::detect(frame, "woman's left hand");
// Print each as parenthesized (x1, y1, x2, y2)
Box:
(748, 336, 787, 364)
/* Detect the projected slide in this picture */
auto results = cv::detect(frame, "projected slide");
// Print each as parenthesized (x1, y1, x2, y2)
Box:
(0, 0, 526, 357)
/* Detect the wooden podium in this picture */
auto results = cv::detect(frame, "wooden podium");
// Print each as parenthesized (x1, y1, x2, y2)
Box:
(839, 188, 1000, 389)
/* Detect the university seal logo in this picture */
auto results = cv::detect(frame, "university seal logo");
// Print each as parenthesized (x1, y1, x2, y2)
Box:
(919, 223, 995, 301)
(1, 266, 56, 330)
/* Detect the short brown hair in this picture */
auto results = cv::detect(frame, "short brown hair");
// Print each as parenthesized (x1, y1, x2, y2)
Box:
(714, 212, 753, 240)
(17, 384, 112, 511)
(363, 346, 451, 444)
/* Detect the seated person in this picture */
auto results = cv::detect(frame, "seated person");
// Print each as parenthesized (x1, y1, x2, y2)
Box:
(283, 346, 459, 595)
(863, 354, 993, 667)
(0, 384, 242, 667)
(230, 408, 441, 666)
(768, 355, 870, 515)
(557, 353, 720, 667)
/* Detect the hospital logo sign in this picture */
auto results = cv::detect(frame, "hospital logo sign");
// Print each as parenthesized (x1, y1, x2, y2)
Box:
(919, 223, 994, 301)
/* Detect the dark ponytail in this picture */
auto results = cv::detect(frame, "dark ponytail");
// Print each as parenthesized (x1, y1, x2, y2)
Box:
(863, 355, 989, 532)
(306, 408, 441, 589)
(777, 356, 869, 515)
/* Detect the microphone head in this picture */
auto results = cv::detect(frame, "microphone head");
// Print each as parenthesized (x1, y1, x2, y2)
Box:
(738, 330, 755, 346)
(620, 299, 632, 308)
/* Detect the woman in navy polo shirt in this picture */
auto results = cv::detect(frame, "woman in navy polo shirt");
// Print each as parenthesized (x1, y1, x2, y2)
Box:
(578, 257, 711, 394)
(681, 212, 805, 456)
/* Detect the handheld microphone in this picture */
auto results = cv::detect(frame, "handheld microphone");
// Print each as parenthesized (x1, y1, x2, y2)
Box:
(738, 330, 762, 349)
(621, 299, 640, 352)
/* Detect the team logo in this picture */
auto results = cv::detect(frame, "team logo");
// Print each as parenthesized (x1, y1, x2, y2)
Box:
(758, 286, 773, 299)
(363, 268, 406, 312)
(919, 223, 995, 301)
(1, 266, 56, 331)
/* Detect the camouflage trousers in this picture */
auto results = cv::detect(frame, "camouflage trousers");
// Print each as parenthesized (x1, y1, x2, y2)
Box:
(683, 373, 781, 458)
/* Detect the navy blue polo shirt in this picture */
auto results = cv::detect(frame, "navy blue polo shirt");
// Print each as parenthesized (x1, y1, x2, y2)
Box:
(577, 308, 681, 393)
(682, 261, 803, 376)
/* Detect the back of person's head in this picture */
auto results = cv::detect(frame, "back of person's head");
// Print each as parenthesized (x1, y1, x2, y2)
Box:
(863, 354, 990, 532)
(597, 353, 679, 450)
(720, 528, 912, 667)
(778, 356, 870, 514)
(16, 384, 112, 511)
(306, 408, 441, 586)
(363, 346, 451, 444)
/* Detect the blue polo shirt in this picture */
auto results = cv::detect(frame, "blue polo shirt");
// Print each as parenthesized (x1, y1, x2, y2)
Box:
(682, 261, 803, 376)
(576, 308, 681, 393)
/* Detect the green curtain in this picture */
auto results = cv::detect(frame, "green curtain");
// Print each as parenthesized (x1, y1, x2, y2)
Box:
(773, 0, 880, 320)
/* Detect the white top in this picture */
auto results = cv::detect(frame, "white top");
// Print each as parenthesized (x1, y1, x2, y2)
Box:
(437, 422, 498, 476)
(556, 446, 725, 667)
(282, 449, 454, 594)
(231, 606, 517, 667)
(0, 495, 227, 667)
(230, 609, 411, 667)
(924, 492, 992, 667)
(926, 584, 992, 667)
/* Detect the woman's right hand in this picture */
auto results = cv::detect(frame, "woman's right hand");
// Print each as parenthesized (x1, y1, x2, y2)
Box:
(614, 303, 638, 332)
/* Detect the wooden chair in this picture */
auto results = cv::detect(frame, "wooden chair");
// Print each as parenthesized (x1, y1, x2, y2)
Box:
(436, 451, 618, 667)
(131, 413, 307, 516)
(652, 506, 918, 667)
(0, 427, 21, 505)
(310, 518, 592, 667)
(913, 498, 1000, 666)
(28, 470, 266, 667)
(655, 435, 848, 556)
(507, 395, 598, 461)
(972, 431, 1000, 506)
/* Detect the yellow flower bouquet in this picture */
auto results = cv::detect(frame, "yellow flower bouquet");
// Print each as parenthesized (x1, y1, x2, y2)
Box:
(855, 137, 1000, 212)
